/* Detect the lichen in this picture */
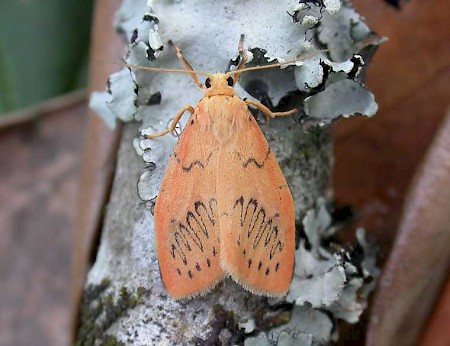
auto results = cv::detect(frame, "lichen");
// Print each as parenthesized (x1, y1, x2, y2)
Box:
(85, 0, 382, 344)
(88, 1, 383, 204)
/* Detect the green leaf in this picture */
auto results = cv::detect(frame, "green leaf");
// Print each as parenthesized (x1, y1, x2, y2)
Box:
(0, 0, 94, 114)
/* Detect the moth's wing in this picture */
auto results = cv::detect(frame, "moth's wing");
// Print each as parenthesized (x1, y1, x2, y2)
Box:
(217, 111, 295, 296)
(154, 111, 223, 299)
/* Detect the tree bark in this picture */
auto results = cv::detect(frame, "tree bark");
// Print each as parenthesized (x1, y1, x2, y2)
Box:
(76, 1, 381, 344)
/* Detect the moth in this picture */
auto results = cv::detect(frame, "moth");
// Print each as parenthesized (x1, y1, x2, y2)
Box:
(142, 35, 297, 299)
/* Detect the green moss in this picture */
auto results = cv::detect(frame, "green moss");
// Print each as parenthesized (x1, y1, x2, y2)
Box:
(102, 335, 125, 346)
(297, 125, 329, 161)
(75, 279, 149, 345)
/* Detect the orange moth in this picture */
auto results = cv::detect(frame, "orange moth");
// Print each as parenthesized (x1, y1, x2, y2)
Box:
(140, 35, 301, 299)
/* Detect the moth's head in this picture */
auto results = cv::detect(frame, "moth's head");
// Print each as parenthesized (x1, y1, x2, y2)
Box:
(203, 73, 236, 97)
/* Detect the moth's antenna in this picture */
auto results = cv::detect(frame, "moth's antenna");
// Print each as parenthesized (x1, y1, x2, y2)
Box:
(229, 35, 382, 75)
(228, 49, 329, 75)
(113, 36, 381, 81)
(232, 34, 248, 84)
(125, 64, 210, 77)
(103, 39, 211, 79)
(168, 40, 207, 90)
(92, 59, 203, 75)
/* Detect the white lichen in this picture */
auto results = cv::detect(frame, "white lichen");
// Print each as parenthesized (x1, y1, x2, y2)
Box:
(86, 0, 382, 344)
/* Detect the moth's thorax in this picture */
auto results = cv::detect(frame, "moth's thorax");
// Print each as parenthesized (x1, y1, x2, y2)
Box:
(197, 94, 247, 143)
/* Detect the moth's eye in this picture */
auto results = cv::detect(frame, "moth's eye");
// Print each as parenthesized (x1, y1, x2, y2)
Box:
(205, 78, 211, 88)
(227, 76, 234, 86)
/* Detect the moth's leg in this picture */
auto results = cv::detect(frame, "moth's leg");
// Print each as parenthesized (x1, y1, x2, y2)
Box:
(144, 106, 195, 139)
(245, 99, 297, 124)
(168, 41, 204, 90)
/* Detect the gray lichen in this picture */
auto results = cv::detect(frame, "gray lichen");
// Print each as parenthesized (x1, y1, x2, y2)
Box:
(85, 0, 382, 344)
(244, 305, 333, 345)
(104, 0, 381, 205)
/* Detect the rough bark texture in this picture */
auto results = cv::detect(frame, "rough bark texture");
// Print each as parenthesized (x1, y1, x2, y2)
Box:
(77, 1, 380, 344)
(76, 122, 333, 345)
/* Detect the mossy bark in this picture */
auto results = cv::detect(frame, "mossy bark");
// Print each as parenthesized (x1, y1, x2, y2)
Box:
(76, 120, 333, 345)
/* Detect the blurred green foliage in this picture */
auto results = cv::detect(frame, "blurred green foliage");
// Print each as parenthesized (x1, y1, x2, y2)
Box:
(0, 0, 94, 115)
